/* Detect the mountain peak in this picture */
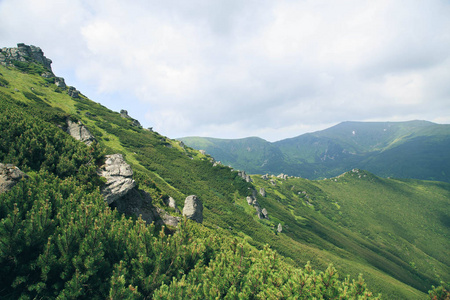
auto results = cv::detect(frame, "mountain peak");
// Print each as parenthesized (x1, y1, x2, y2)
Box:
(0, 43, 53, 75)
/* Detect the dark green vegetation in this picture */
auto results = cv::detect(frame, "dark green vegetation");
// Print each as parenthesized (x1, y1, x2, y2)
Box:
(180, 120, 450, 182)
(0, 52, 449, 298)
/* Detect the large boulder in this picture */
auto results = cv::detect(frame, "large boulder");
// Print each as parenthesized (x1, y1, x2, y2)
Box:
(183, 195, 203, 223)
(66, 119, 96, 146)
(98, 154, 136, 204)
(0, 163, 28, 194)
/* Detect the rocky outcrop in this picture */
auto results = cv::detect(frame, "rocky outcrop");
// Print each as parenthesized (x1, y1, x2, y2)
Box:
(0, 43, 53, 73)
(261, 174, 269, 180)
(98, 154, 136, 205)
(270, 179, 276, 186)
(183, 195, 203, 223)
(0, 163, 28, 194)
(55, 77, 66, 89)
(67, 86, 80, 98)
(66, 119, 96, 146)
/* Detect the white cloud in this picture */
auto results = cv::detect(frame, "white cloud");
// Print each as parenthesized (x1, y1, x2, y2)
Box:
(1, 0, 449, 141)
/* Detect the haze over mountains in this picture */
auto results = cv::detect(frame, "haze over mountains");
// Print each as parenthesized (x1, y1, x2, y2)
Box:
(180, 120, 450, 182)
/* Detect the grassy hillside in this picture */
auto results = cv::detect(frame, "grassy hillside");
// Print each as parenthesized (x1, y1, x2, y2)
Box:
(181, 121, 450, 182)
(1, 52, 449, 299)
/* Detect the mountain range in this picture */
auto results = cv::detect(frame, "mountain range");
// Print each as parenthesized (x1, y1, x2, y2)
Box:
(0, 44, 449, 299)
(180, 120, 450, 182)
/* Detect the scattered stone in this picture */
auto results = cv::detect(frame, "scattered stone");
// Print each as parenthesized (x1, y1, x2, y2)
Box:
(277, 223, 283, 233)
(270, 179, 276, 186)
(164, 196, 181, 214)
(199, 150, 206, 155)
(0, 163, 28, 194)
(98, 154, 136, 205)
(183, 195, 203, 223)
(259, 187, 266, 197)
(277, 173, 288, 180)
(155, 207, 181, 227)
(66, 119, 96, 146)
(261, 208, 268, 219)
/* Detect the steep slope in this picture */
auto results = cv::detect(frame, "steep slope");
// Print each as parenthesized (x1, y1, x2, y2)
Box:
(1, 44, 448, 298)
(181, 121, 450, 182)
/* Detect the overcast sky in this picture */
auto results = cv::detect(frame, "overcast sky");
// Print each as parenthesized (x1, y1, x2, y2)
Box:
(1, 0, 450, 141)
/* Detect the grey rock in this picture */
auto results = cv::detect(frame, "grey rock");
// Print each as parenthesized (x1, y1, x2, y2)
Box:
(164, 196, 181, 213)
(261, 174, 269, 180)
(0, 163, 28, 194)
(261, 208, 268, 219)
(98, 154, 136, 204)
(55, 77, 66, 89)
(183, 195, 203, 223)
(66, 119, 96, 146)
(270, 179, 276, 186)
(277, 223, 282, 233)
(246, 196, 253, 205)
(67, 86, 79, 98)
(199, 150, 206, 155)
(255, 206, 263, 219)
(120, 109, 130, 118)
(238, 170, 253, 182)
(259, 188, 266, 197)
(156, 207, 181, 227)
(0, 43, 53, 73)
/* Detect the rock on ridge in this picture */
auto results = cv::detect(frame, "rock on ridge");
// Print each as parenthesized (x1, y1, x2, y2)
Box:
(98, 154, 136, 204)
(0, 163, 28, 194)
(0, 43, 53, 73)
(66, 119, 96, 146)
(183, 195, 203, 223)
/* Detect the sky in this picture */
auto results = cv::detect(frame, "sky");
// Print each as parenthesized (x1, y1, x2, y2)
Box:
(1, 0, 450, 142)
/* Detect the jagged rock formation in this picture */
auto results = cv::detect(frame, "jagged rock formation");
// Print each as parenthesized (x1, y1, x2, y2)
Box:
(183, 195, 203, 223)
(55, 77, 66, 89)
(0, 43, 53, 74)
(259, 187, 266, 197)
(98, 154, 136, 205)
(0, 163, 28, 194)
(66, 119, 96, 146)
(261, 174, 269, 180)
(67, 86, 80, 98)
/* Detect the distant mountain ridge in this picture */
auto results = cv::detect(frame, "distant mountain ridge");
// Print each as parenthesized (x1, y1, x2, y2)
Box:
(180, 120, 450, 182)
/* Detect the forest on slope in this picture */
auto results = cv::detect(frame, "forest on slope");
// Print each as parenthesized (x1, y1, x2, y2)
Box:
(0, 44, 449, 299)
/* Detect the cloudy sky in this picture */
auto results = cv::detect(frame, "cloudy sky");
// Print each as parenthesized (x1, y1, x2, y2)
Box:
(1, 0, 449, 141)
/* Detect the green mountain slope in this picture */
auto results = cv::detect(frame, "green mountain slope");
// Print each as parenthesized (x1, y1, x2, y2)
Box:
(181, 120, 450, 182)
(1, 44, 449, 299)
